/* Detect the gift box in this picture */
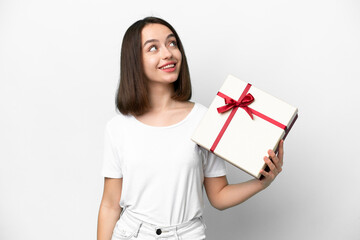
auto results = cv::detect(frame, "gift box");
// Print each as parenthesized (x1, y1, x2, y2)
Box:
(192, 75, 298, 179)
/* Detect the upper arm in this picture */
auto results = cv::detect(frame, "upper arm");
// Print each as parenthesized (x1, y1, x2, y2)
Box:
(204, 176, 228, 209)
(100, 177, 123, 210)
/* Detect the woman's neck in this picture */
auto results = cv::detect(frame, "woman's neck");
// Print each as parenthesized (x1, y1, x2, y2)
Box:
(147, 82, 176, 113)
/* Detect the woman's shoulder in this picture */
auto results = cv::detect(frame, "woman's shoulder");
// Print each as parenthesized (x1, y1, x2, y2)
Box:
(191, 102, 208, 116)
(105, 112, 134, 131)
(178, 101, 208, 118)
(184, 102, 208, 124)
(178, 101, 207, 110)
(193, 102, 208, 112)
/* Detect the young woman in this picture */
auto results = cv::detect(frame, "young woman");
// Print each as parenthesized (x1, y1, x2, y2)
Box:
(97, 17, 284, 240)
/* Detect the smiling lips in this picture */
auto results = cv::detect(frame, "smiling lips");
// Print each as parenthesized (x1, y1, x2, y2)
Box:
(159, 62, 177, 72)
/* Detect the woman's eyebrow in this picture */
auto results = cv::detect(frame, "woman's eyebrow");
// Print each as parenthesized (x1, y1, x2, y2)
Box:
(143, 33, 176, 47)
(167, 33, 175, 39)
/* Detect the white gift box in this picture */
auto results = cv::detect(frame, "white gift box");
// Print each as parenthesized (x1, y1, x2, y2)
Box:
(192, 75, 298, 179)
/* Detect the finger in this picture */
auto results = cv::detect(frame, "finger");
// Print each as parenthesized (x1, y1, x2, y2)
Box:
(267, 150, 282, 171)
(267, 149, 277, 162)
(260, 169, 274, 181)
(264, 156, 278, 175)
(278, 140, 284, 166)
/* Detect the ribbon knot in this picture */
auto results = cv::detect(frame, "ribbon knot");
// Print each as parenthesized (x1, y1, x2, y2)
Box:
(217, 93, 255, 119)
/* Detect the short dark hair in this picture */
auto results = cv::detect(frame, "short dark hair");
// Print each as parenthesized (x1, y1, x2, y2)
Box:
(116, 17, 192, 116)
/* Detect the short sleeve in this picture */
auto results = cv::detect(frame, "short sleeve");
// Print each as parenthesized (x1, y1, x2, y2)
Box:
(101, 123, 123, 178)
(200, 146, 227, 177)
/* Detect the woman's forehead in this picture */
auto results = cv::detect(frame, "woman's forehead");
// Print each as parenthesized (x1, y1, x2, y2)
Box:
(141, 23, 174, 42)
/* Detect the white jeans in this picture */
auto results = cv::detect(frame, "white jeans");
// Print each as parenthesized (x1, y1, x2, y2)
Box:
(111, 209, 206, 240)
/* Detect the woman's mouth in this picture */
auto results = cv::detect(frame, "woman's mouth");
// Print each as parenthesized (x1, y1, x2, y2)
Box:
(159, 63, 177, 72)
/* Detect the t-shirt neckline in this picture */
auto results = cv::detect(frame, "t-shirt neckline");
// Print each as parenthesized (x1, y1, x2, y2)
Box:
(131, 102, 198, 129)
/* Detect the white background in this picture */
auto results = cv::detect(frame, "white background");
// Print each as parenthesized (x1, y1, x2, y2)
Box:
(1, 0, 359, 239)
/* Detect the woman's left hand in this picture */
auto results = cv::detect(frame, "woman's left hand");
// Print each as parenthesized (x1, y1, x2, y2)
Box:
(259, 140, 284, 188)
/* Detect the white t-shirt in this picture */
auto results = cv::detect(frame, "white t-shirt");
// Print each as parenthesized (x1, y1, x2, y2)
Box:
(101, 102, 227, 226)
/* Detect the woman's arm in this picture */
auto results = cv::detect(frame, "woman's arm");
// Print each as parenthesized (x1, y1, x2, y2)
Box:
(204, 140, 284, 210)
(97, 178, 123, 240)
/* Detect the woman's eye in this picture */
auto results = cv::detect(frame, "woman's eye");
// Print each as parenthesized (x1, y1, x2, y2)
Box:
(169, 41, 177, 47)
(149, 45, 157, 52)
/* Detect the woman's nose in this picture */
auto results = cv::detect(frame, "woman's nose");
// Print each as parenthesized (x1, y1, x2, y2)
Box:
(161, 46, 173, 59)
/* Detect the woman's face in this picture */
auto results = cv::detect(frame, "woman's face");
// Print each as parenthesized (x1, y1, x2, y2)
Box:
(141, 23, 182, 85)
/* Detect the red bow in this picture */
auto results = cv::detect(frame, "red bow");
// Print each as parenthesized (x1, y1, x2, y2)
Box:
(217, 92, 255, 119)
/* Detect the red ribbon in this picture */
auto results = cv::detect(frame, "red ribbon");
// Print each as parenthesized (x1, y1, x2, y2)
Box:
(217, 92, 255, 119)
(210, 83, 287, 152)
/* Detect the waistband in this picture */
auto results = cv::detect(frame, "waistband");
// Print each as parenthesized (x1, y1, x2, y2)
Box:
(119, 208, 206, 237)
